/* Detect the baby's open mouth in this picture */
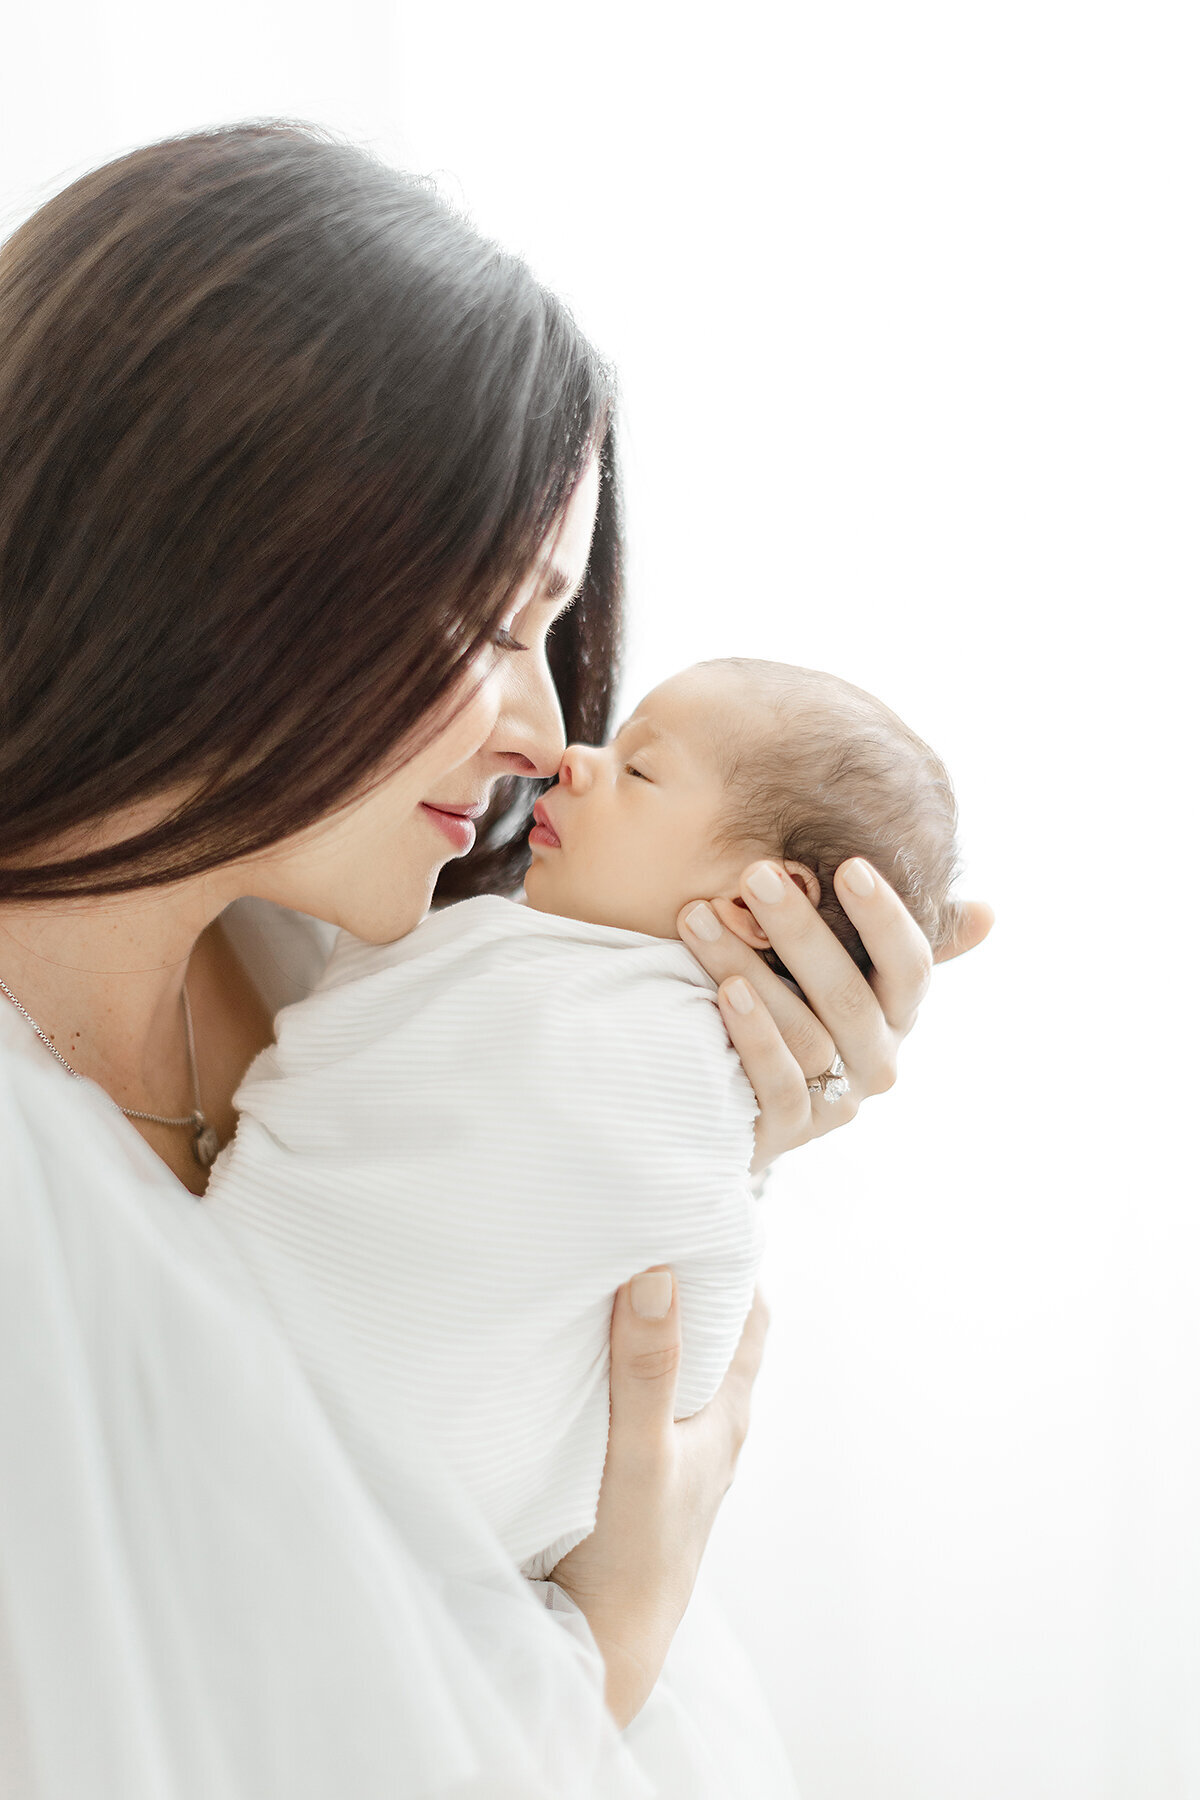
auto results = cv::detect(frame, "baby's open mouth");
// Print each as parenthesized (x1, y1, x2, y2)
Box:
(529, 801, 561, 849)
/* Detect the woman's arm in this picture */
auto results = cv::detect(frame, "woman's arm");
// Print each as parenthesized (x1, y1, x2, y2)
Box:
(550, 862, 989, 1727)
(678, 857, 994, 1171)
(548, 1267, 769, 1728)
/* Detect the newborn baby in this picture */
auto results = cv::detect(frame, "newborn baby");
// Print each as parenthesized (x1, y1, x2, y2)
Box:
(204, 658, 960, 1580)
(522, 657, 961, 985)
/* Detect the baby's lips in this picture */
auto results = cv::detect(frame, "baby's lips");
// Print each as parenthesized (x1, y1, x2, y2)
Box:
(531, 799, 562, 845)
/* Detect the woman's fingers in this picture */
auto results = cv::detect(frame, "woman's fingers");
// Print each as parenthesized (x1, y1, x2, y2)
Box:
(688, 861, 888, 1080)
(678, 896, 837, 1079)
(608, 1267, 683, 1450)
(932, 897, 996, 965)
(677, 859, 985, 1159)
(730, 857, 931, 1076)
(608, 1272, 769, 1480)
(676, 864, 995, 1187)
(831, 858, 935, 1040)
(712, 981, 820, 1170)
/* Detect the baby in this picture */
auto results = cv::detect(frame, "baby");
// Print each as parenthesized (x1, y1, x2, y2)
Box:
(204, 658, 960, 1581)
(520, 656, 961, 986)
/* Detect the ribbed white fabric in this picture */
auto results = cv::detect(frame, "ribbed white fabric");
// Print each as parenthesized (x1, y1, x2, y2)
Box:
(204, 894, 763, 1581)
(0, 898, 650, 1800)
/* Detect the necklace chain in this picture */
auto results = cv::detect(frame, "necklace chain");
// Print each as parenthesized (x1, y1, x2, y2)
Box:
(0, 975, 220, 1169)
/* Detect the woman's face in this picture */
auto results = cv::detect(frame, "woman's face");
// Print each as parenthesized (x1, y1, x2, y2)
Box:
(235, 453, 601, 943)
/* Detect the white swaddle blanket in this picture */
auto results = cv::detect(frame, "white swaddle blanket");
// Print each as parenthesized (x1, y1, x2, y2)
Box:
(205, 894, 762, 1581)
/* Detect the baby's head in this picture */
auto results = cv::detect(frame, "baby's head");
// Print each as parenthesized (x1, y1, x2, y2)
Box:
(523, 659, 962, 979)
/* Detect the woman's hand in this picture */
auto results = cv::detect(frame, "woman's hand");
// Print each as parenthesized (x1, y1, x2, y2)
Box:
(678, 858, 994, 1172)
(548, 1267, 769, 1730)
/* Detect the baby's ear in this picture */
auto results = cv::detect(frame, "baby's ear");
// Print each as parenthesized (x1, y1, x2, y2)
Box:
(711, 862, 822, 948)
(711, 894, 772, 948)
(782, 861, 821, 909)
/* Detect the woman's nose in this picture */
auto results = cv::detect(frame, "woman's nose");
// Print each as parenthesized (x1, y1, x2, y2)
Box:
(487, 655, 567, 781)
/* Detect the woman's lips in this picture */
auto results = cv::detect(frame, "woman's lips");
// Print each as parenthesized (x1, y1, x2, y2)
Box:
(529, 801, 561, 849)
(419, 803, 476, 853)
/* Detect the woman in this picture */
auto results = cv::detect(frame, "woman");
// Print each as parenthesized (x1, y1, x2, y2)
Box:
(0, 122, 991, 1797)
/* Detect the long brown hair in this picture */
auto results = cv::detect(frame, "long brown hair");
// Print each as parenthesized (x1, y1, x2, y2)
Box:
(0, 119, 623, 905)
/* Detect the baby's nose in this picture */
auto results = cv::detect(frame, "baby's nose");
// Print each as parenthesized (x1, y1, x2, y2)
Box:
(556, 743, 589, 788)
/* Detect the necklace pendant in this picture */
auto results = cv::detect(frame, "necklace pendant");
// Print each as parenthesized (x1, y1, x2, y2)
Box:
(192, 1118, 221, 1169)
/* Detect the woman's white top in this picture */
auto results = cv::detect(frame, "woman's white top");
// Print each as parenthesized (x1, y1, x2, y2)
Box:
(0, 896, 800, 1799)
(203, 894, 764, 1580)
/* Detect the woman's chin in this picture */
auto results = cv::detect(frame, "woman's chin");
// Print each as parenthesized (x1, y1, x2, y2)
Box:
(335, 880, 435, 945)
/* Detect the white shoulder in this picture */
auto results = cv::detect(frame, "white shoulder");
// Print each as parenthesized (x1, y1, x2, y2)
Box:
(232, 906, 758, 1198)
(415, 924, 760, 1205)
(0, 1029, 272, 1375)
(0, 1019, 120, 1188)
(521, 942, 758, 1173)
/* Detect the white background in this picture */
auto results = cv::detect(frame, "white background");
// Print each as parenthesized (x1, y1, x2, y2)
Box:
(3, 5, 1197, 1794)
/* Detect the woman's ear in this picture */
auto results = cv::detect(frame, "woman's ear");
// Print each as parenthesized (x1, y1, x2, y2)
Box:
(711, 862, 821, 948)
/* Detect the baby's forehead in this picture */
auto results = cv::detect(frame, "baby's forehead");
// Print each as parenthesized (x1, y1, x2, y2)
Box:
(633, 664, 863, 794)
(629, 667, 746, 758)
(636, 665, 784, 759)
(626, 669, 773, 781)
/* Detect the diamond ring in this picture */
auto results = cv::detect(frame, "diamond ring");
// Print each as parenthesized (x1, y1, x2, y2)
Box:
(807, 1051, 850, 1103)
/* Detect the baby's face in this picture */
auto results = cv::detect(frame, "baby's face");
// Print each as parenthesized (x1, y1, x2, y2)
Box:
(523, 664, 760, 938)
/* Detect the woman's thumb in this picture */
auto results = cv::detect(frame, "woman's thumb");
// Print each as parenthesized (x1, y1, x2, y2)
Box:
(609, 1266, 682, 1439)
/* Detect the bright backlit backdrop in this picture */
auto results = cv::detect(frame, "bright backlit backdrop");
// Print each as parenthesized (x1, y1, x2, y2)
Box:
(2, 5, 1195, 1794)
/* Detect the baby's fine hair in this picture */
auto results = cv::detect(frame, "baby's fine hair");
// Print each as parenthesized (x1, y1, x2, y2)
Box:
(697, 659, 962, 978)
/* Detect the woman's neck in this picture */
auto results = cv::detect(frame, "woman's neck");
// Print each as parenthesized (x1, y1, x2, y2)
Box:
(0, 879, 280, 1197)
(0, 884, 226, 1111)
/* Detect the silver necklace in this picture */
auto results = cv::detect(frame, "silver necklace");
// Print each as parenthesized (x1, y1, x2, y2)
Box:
(0, 975, 221, 1169)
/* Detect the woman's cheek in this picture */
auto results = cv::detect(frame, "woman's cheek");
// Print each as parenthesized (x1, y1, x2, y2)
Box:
(434, 665, 505, 774)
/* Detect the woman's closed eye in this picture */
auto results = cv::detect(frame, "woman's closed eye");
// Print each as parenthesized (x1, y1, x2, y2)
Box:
(623, 764, 648, 780)
(493, 588, 579, 656)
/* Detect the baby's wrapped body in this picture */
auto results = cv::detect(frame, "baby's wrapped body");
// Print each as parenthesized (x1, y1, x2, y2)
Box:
(205, 894, 762, 1580)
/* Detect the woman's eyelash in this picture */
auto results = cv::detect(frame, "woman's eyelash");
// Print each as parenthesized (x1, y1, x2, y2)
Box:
(623, 764, 647, 780)
(495, 590, 576, 656)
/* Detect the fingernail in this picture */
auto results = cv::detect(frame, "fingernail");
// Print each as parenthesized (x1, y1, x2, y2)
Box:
(746, 864, 785, 904)
(842, 859, 875, 898)
(725, 978, 755, 1015)
(631, 1270, 673, 1319)
(683, 902, 721, 943)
